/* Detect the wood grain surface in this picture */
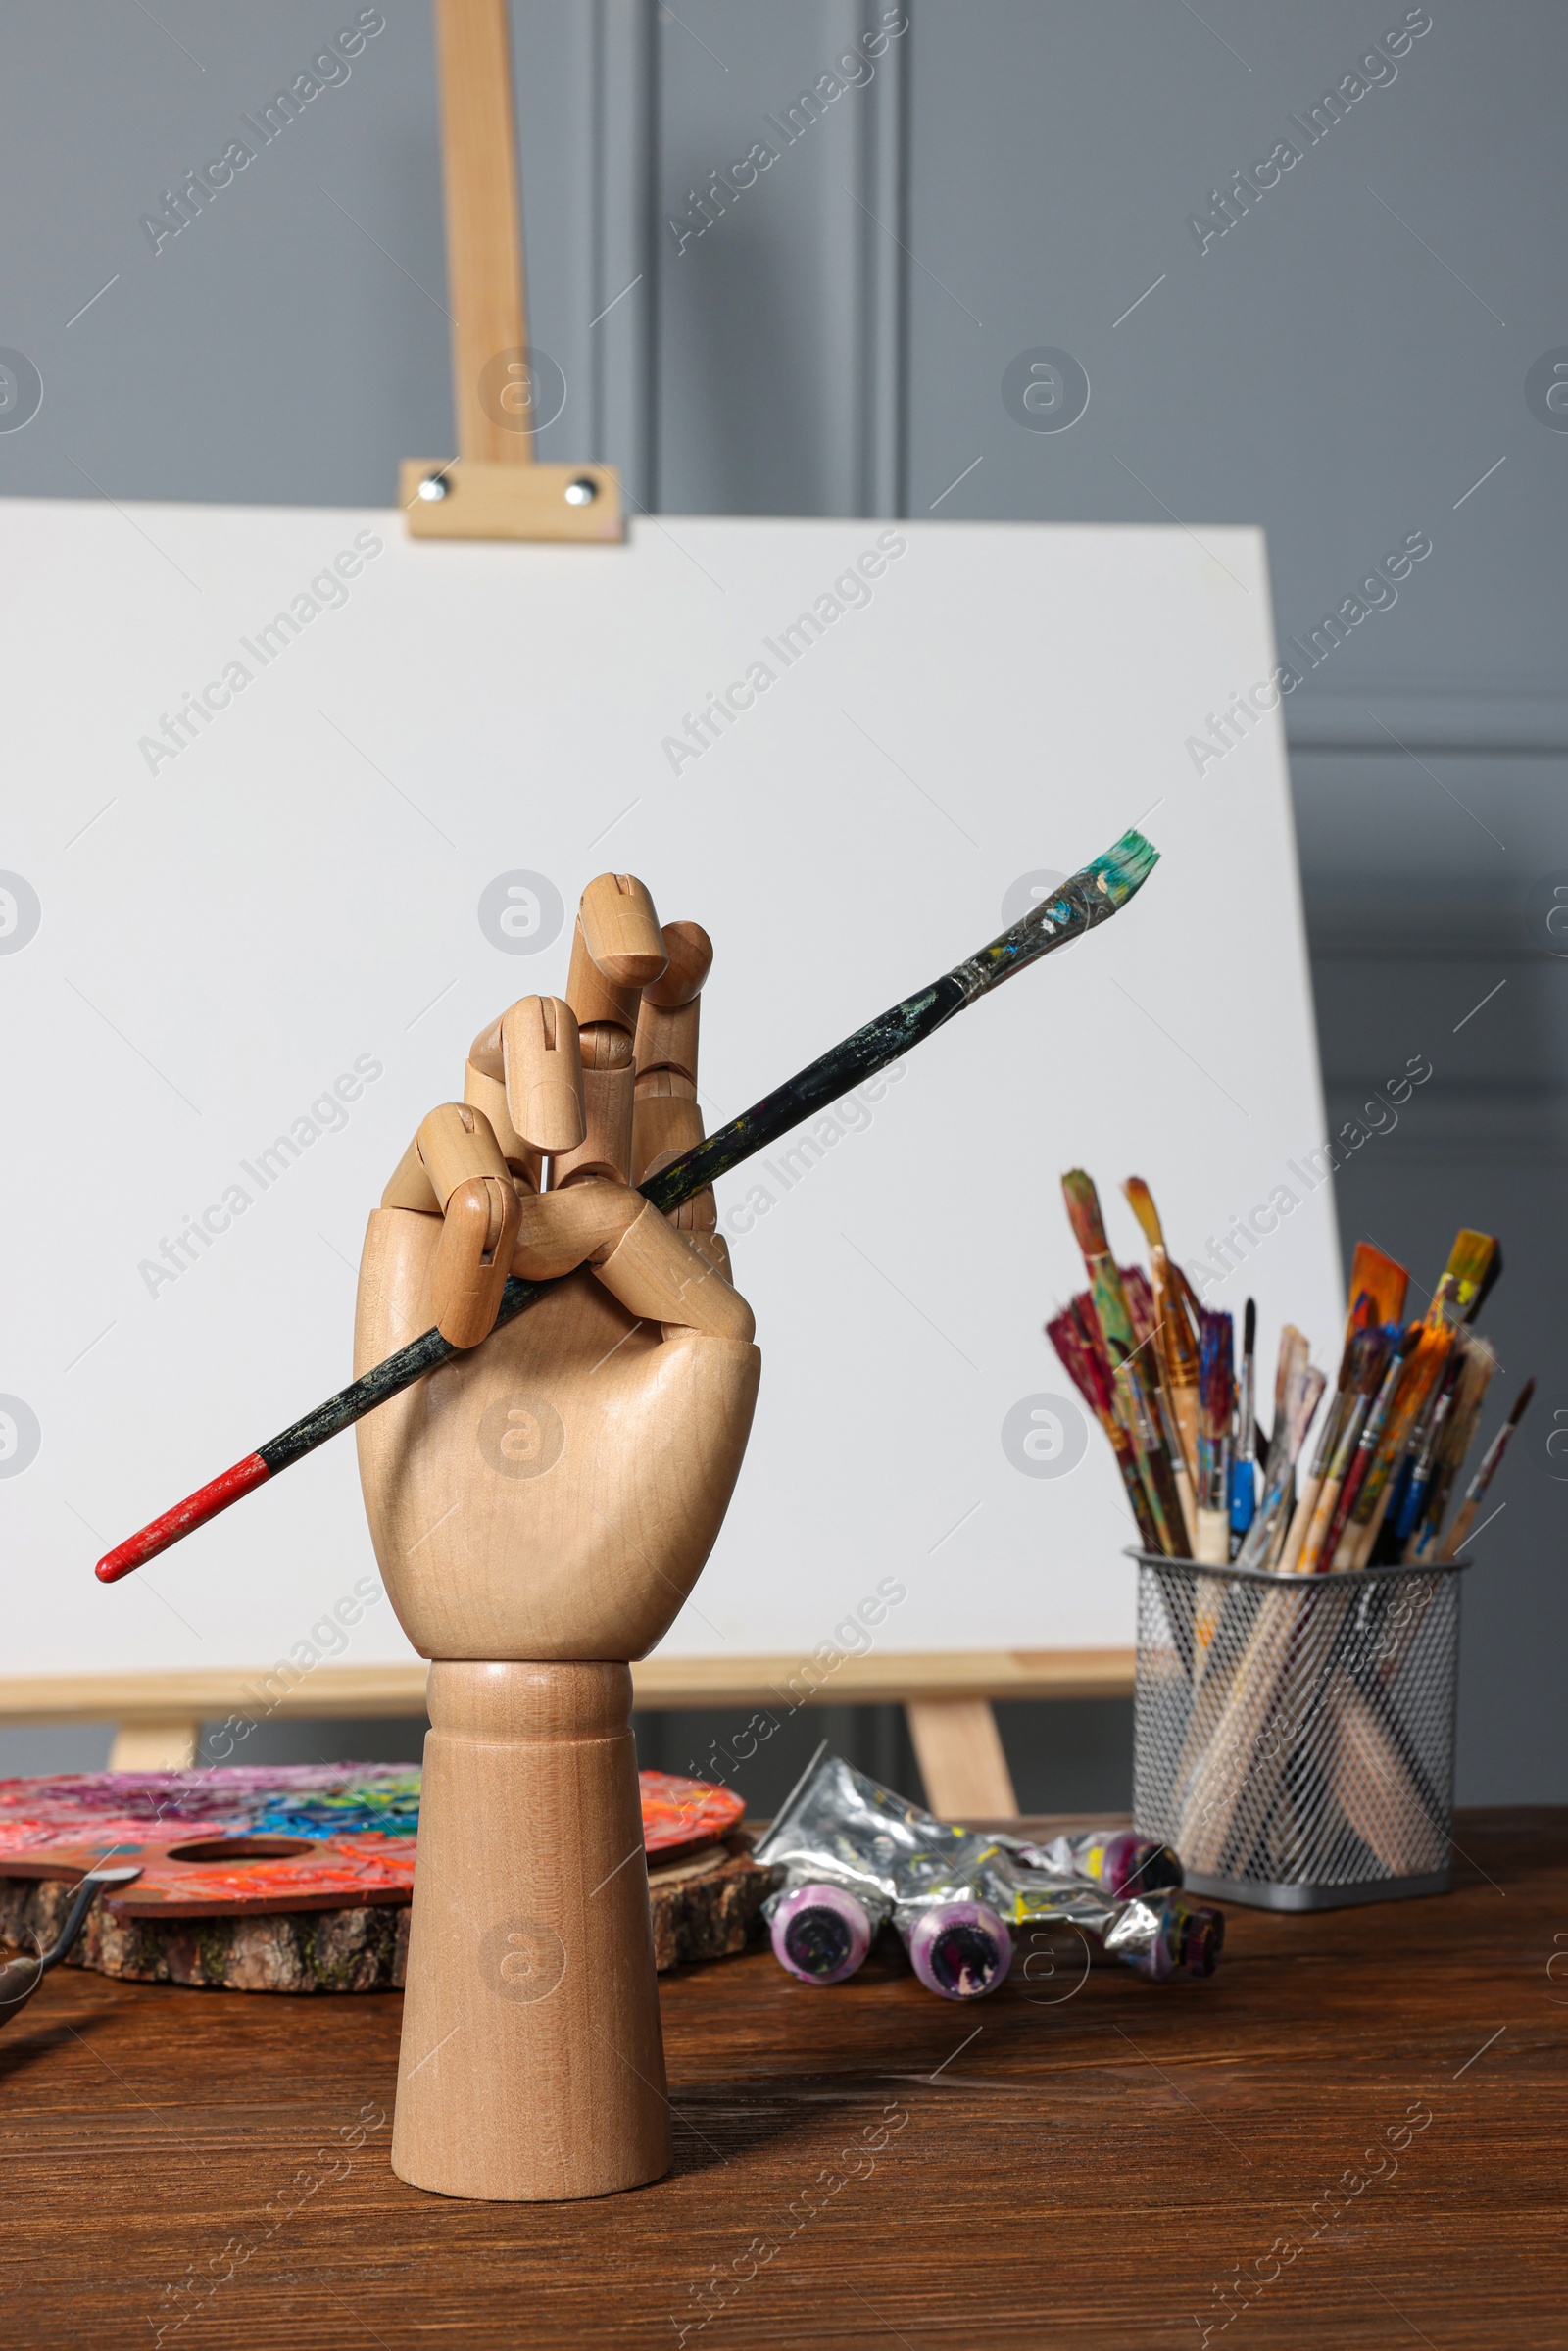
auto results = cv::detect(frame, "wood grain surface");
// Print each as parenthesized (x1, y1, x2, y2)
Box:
(0, 1810, 1557, 2347)
(0, 1836, 768, 1994)
(0, 1644, 1139, 1727)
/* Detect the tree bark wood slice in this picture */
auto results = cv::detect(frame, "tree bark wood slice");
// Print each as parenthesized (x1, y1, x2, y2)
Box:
(0, 1835, 770, 1994)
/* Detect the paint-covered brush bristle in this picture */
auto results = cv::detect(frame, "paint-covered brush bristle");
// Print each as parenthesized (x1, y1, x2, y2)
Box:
(1199, 1312, 1235, 1441)
(1121, 1264, 1155, 1347)
(1069, 1292, 1115, 1383)
(1061, 1169, 1109, 1259)
(1086, 828, 1160, 907)
(1123, 1175, 1164, 1252)
(1348, 1324, 1391, 1397)
(1347, 1241, 1408, 1331)
(1060, 1296, 1119, 1419)
(1048, 1308, 1111, 1422)
(1436, 1228, 1499, 1325)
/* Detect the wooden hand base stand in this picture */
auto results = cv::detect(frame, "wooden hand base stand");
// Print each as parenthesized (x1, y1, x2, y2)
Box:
(393, 1662, 670, 2202)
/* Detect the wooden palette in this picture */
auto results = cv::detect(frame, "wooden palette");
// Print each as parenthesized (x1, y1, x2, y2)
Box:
(0, 1764, 744, 1920)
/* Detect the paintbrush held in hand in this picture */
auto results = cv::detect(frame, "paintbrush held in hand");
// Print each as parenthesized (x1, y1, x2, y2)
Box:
(1046, 1186, 1531, 1569)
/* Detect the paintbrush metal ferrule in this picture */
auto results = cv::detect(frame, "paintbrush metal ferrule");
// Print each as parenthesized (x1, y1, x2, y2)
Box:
(99, 828, 1160, 1581)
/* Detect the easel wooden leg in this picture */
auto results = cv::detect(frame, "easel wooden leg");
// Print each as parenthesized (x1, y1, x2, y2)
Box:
(906, 1698, 1017, 1818)
(109, 1721, 199, 1770)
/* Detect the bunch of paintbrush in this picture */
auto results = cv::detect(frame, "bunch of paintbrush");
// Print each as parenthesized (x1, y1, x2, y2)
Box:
(1233, 1333, 1326, 1571)
(1054, 1172, 1195, 1558)
(1048, 1194, 1533, 1885)
(1046, 1297, 1163, 1554)
(1276, 1230, 1523, 1576)
(1188, 1233, 1529, 1881)
(1123, 1179, 1203, 1493)
(1051, 1197, 1530, 1580)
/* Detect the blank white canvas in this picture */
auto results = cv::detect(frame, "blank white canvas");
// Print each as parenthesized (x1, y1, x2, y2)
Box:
(0, 500, 1340, 1680)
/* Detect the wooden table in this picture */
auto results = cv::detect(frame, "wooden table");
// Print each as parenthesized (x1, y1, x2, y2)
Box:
(1, 1810, 1559, 2348)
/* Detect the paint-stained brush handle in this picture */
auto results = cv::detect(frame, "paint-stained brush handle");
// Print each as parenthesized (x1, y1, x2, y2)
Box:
(1438, 1377, 1534, 1560)
(98, 828, 1160, 1583)
(97, 1454, 271, 1581)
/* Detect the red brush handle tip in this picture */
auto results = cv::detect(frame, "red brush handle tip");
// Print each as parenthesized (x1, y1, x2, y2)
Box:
(95, 1452, 272, 1582)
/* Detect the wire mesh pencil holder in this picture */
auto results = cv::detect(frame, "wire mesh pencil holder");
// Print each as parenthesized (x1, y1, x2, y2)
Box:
(1129, 1550, 1464, 1911)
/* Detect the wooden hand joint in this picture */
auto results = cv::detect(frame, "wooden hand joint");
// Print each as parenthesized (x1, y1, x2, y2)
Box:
(633, 997, 699, 1087)
(378, 1104, 524, 1347)
(511, 1178, 642, 1279)
(593, 1202, 755, 1342)
(463, 1061, 540, 1190)
(633, 926, 709, 1206)
(380, 1099, 508, 1217)
(500, 995, 585, 1154)
(430, 1173, 521, 1347)
(380, 878, 740, 1337)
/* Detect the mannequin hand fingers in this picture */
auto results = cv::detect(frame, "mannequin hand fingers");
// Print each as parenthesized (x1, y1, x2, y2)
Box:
(511, 1179, 643, 1280)
(642, 919, 711, 1008)
(633, 912, 711, 1202)
(554, 877, 663, 1186)
(630, 1086, 704, 1188)
(377, 1106, 528, 1345)
(686, 1231, 733, 1282)
(638, 1146, 718, 1234)
(591, 1202, 755, 1342)
(499, 996, 585, 1154)
(578, 872, 667, 988)
(380, 1102, 511, 1213)
(429, 1174, 521, 1347)
(463, 1027, 541, 1190)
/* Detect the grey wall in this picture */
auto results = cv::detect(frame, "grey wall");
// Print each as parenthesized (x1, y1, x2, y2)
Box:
(2, 1, 1563, 1807)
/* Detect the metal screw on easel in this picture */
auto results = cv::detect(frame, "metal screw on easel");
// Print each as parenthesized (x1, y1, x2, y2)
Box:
(398, 0, 625, 542)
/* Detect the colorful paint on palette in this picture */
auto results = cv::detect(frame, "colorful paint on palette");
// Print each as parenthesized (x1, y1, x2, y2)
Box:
(0, 1766, 742, 1918)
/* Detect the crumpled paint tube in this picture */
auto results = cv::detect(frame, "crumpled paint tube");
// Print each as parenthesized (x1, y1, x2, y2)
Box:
(996, 1826, 1183, 1900)
(1007, 1875, 1224, 1983)
(754, 1744, 1222, 1997)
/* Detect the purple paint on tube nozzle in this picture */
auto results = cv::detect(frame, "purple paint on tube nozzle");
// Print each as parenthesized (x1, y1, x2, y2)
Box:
(770, 1882, 874, 1984)
(905, 1900, 1014, 2001)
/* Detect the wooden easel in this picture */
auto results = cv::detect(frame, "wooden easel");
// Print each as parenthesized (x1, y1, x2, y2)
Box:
(16, 1, 1140, 1819)
(398, 0, 622, 542)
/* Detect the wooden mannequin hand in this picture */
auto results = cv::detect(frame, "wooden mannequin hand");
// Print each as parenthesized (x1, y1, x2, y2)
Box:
(353, 877, 760, 1662)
